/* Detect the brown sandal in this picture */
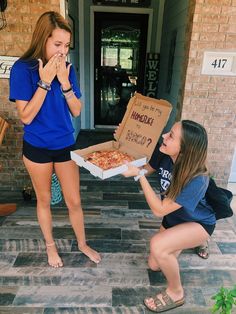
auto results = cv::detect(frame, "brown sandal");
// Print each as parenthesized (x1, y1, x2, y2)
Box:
(144, 290, 185, 312)
(195, 241, 209, 259)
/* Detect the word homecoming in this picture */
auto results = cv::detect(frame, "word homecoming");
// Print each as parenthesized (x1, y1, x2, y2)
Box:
(130, 110, 154, 126)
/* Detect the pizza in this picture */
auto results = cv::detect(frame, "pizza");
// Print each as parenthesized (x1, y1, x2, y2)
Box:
(86, 150, 135, 170)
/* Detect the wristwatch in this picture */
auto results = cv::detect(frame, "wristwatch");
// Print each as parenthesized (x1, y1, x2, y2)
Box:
(134, 169, 148, 181)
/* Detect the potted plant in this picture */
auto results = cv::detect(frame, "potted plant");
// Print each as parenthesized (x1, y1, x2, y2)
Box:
(211, 286, 236, 314)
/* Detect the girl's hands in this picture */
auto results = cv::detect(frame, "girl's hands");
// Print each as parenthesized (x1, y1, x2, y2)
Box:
(56, 54, 71, 88)
(122, 163, 140, 178)
(38, 54, 71, 87)
(38, 54, 59, 84)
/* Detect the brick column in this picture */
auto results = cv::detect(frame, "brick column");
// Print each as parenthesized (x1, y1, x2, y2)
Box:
(182, 0, 236, 185)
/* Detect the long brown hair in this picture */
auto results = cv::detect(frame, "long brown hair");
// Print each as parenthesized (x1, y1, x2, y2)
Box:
(166, 120, 208, 200)
(21, 11, 71, 64)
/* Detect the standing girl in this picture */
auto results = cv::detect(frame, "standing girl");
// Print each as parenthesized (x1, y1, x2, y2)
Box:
(9, 11, 101, 267)
(123, 120, 216, 312)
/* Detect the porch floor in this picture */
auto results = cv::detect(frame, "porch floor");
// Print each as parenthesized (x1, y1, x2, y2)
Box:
(0, 130, 235, 314)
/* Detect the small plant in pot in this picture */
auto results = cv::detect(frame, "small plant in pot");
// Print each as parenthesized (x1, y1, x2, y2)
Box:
(211, 286, 236, 314)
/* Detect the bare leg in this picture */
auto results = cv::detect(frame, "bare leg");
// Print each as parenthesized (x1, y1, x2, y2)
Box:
(148, 224, 182, 271)
(55, 160, 101, 264)
(145, 222, 209, 311)
(23, 156, 63, 267)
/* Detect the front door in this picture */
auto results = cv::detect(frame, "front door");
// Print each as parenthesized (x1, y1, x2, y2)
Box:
(94, 12, 149, 127)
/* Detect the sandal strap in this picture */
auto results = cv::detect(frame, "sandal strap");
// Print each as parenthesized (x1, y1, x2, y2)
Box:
(161, 291, 175, 306)
(153, 296, 165, 309)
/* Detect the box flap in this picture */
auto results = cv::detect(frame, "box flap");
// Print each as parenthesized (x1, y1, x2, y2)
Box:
(114, 93, 172, 161)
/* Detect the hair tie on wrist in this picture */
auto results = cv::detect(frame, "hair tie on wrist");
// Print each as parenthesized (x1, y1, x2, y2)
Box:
(61, 86, 72, 93)
(64, 90, 75, 100)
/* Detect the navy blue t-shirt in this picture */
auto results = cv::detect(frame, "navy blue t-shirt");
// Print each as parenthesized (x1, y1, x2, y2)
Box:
(9, 59, 82, 150)
(149, 147, 216, 226)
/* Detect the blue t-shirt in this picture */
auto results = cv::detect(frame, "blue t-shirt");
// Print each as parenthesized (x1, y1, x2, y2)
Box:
(9, 59, 82, 150)
(149, 147, 216, 226)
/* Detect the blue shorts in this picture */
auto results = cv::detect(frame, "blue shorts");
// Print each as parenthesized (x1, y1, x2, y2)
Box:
(162, 216, 215, 236)
(23, 140, 75, 163)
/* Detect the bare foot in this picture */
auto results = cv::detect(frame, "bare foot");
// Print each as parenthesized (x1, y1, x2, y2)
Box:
(46, 242, 63, 268)
(78, 244, 101, 264)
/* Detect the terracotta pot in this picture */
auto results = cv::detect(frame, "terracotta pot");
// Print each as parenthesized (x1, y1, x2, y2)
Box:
(0, 203, 17, 216)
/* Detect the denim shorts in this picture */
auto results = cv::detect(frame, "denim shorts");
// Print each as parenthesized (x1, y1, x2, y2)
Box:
(23, 140, 75, 163)
(162, 216, 215, 236)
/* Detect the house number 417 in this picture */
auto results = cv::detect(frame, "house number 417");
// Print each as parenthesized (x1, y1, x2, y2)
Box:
(211, 58, 227, 68)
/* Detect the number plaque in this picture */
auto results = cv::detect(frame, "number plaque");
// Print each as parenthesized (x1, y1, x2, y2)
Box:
(201, 51, 236, 76)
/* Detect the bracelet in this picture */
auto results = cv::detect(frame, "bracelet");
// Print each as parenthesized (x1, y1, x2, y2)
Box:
(64, 90, 75, 100)
(61, 86, 72, 93)
(37, 80, 51, 91)
(134, 169, 148, 181)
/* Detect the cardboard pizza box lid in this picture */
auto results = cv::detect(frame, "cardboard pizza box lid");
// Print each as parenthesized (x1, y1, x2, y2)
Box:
(71, 93, 172, 179)
(114, 93, 172, 161)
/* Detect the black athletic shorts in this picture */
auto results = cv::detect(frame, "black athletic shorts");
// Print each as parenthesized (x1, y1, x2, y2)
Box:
(23, 140, 75, 163)
(162, 216, 215, 236)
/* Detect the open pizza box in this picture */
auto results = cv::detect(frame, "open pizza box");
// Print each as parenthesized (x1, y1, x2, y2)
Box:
(71, 93, 172, 179)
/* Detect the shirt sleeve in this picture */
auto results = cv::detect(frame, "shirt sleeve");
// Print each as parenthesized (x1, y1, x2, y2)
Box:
(149, 142, 166, 170)
(69, 65, 82, 99)
(175, 176, 209, 213)
(9, 61, 34, 102)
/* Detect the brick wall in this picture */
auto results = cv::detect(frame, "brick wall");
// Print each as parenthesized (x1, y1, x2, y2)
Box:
(182, 0, 236, 186)
(0, 0, 60, 190)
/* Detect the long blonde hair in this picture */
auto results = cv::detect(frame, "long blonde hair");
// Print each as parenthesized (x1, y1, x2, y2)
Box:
(21, 11, 71, 64)
(166, 120, 208, 200)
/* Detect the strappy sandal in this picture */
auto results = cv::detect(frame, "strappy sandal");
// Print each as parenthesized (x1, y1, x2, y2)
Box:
(195, 241, 209, 259)
(144, 290, 185, 313)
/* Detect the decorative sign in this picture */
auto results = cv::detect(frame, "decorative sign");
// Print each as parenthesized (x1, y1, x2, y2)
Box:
(144, 53, 160, 98)
(118, 93, 172, 161)
(201, 51, 236, 76)
(0, 56, 18, 78)
(93, 0, 151, 7)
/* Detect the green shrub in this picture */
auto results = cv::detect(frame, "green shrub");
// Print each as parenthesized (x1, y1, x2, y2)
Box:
(211, 286, 236, 314)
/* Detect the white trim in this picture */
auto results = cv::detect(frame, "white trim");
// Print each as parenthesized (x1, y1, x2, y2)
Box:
(79, 0, 86, 129)
(59, 0, 66, 17)
(229, 148, 236, 183)
(90, 5, 153, 129)
(155, 0, 165, 52)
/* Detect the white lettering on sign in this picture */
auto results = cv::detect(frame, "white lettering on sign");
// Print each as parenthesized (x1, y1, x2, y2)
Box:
(144, 53, 160, 97)
(201, 51, 236, 76)
(0, 56, 19, 78)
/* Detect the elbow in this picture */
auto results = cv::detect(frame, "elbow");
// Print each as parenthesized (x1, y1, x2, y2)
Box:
(154, 212, 164, 218)
(21, 117, 32, 125)
(72, 109, 81, 118)
(150, 205, 164, 218)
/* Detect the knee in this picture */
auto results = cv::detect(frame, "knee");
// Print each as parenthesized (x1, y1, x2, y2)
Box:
(150, 236, 166, 260)
(148, 257, 158, 271)
(66, 197, 82, 212)
(36, 191, 51, 208)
